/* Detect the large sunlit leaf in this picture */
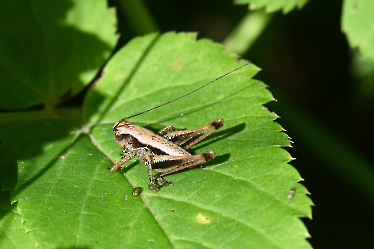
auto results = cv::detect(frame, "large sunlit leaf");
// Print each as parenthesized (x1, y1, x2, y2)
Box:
(234, 0, 308, 13)
(1, 30, 312, 248)
(0, 0, 116, 109)
(342, 0, 374, 62)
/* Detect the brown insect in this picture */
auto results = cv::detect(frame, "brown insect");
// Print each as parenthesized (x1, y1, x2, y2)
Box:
(110, 64, 249, 191)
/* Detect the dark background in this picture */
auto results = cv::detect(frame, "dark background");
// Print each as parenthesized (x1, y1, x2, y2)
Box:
(108, 0, 374, 248)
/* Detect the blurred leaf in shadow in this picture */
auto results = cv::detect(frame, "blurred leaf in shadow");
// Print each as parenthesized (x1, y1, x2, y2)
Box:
(0, 0, 116, 110)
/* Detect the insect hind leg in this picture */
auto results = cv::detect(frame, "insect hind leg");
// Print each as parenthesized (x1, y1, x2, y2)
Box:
(151, 151, 215, 191)
(184, 118, 224, 150)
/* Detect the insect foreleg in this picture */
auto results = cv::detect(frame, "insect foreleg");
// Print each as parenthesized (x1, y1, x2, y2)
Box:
(110, 150, 136, 172)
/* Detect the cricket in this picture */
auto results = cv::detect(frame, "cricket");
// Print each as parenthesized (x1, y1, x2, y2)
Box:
(110, 63, 249, 192)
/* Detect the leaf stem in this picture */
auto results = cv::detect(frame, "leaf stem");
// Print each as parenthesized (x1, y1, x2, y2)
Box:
(116, 0, 159, 35)
(224, 9, 273, 55)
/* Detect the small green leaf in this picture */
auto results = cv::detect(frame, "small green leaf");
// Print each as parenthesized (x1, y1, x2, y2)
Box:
(342, 0, 374, 62)
(234, 0, 308, 13)
(0, 0, 116, 109)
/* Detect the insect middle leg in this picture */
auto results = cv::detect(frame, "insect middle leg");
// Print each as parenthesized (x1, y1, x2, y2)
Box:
(144, 152, 215, 191)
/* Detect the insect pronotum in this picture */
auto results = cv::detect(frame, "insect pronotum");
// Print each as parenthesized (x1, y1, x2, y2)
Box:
(110, 63, 249, 192)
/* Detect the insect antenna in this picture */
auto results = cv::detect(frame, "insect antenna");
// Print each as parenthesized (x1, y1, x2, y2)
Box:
(114, 63, 249, 129)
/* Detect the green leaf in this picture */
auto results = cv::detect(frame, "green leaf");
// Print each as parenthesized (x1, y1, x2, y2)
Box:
(234, 0, 308, 13)
(342, 0, 374, 62)
(0, 0, 116, 110)
(1, 31, 312, 248)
